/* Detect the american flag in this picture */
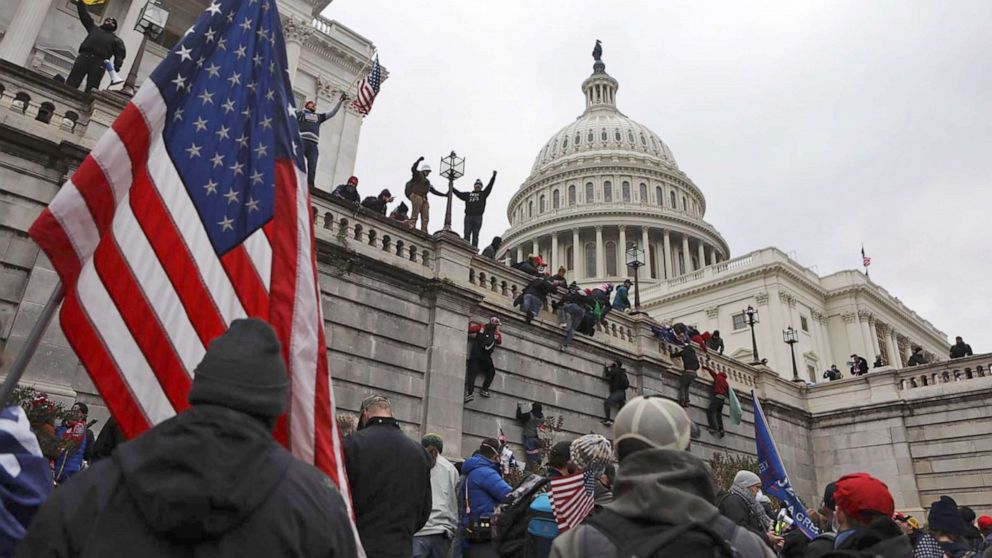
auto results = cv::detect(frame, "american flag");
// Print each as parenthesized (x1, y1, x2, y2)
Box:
(862, 245, 871, 267)
(28, 0, 352, 514)
(351, 56, 381, 115)
(548, 470, 597, 531)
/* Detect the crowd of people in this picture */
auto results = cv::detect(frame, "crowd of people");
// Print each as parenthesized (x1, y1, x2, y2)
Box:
(820, 335, 977, 382)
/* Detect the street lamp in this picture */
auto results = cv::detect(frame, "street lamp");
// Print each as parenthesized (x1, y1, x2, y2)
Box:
(122, 0, 170, 96)
(439, 151, 464, 233)
(744, 305, 760, 365)
(783, 326, 802, 382)
(625, 244, 645, 310)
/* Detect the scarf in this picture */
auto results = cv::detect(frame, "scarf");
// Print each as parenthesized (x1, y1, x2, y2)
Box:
(730, 483, 771, 531)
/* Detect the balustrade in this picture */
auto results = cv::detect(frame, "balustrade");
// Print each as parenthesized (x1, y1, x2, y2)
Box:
(896, 355, 991, 390)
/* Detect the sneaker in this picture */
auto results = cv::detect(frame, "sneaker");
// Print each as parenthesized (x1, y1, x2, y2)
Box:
(558, 345, 566, 352)
(559, 322, 568, 328)
(525, 311, 534, 324)
(464, 393, 475, 403)
(601, 419, 613, 426)
(479, 389, 491, 398)
(707, 428, 716, 436)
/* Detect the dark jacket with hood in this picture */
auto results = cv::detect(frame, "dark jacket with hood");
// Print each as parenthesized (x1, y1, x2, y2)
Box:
(523, 276, 556, 306)
(344, 416, 432, 558)
(16, 405, 356, 558)
(672, 342, 701, 371)
(331, 183, 360, 204)
(949, 342, 974, 359)
(550, 449, 774, 558)
(295, 97, 345, 144)
(821, 517, 912, 558)
(516, 406, 545, 439)
(75, 1, 126, 69)
(361, 189, 392, 215)
(481, 236, 502, 259)
(453, 173, 496, 216)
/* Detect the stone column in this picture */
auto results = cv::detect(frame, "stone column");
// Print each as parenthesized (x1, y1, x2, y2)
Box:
(516, 245, 523, 264)
(0, 0, 57, 66)
(594, 226, 605, 278)
(572, 228, 581, 279)
(551, 232, 559, 271)
(641, 227, 652, 278)
(662, 230, 673, 279)
(697, 242, 706, 269)
(889, 328, 901, 367)
(867, 319, 881, 361)
(618, 225, 627, 277)
(113, 0, 151, 87)
(282, 15, 314, 85)
(682, 235, 692, 273)
(532, 238, 540, 261)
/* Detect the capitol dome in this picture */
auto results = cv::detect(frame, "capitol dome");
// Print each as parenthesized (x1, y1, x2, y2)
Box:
(499, 48, 730, 287)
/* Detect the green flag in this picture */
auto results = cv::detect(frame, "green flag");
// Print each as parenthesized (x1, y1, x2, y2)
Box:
(728, 387, 742, 426)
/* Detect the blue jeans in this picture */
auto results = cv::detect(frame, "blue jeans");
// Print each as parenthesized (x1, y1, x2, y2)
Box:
(302, 140, 319, 187)
(413, 533, 451, 558)
(464, 214, 483, 247)
(522, 294, 542, 318)
(561, 303, 586, 347)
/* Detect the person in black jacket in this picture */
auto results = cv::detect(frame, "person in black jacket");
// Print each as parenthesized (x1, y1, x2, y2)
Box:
(949, 336, 974, 359)
(481, 236, 501, 259)
(361, 189, 394, 215)
(521, 274, 561, 324)
(717, 470, 779, 550)
(331, 176, 361, 204)
(452, 171, 496, 248)
(67, 1, 126, 92)
(601, 359, 629, 425)
(16, 319, 356, 558)
(558, 287, 593, 351)
(345, 394, 432, 558)
(906, 348, 928, 367)
(850, 354, 870, 375)
(90, 416, 125, 462)
(671, 325, 701, 407)
(296, 96, 347, 188)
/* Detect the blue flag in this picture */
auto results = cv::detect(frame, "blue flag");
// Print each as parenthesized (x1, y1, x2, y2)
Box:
(751, 392, 819, 540)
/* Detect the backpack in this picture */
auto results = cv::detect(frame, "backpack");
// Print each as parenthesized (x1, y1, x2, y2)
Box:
(475, 326, 497, 353)
(492, 474, 550, 558)
(616, 369, 630, 390)
(586, 508, 740, 558)
(525, 492, 559, 558)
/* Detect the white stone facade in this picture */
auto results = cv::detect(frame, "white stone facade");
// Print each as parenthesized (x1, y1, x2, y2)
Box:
(0, 0, 377, 190)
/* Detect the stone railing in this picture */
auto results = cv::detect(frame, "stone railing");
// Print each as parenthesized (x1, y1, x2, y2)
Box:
(661, 247, 822, 291)
(895, 354, 992, 390)
(0, 59, 91, 140)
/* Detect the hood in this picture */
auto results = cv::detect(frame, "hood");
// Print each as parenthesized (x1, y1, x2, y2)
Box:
(490, 236, 502, 250)
(113, 405, 291, 541)
(379, 189, 392, 199)
(606, 448, 718, 524)
(842, 518, 912, 558)
(461, 454, 498, 476)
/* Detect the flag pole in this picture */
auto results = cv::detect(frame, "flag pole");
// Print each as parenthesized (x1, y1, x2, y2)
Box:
(344, 49, 377, 96)
(0, 282, 65, 406)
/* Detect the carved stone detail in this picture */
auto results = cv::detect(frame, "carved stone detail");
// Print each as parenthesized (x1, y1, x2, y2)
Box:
(778, 290, 797, 308)
(841, 312, 857, 323)
(857, 309, 874, 323)
(754, 291, 769, 306)
(282, 15, 315, 44)
(315, 74, 341, 100)
(705, 306, 719, 319)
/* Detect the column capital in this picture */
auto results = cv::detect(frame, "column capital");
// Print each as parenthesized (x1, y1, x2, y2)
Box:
(282, 14, 315, 44)
(618, 224, 626, 232)
(595, 225, 603, 232)
(316, 74, 343, 101)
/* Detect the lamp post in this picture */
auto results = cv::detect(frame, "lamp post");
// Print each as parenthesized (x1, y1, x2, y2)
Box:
(122, 0, 170, 96)
(625, 244, 645, 310)
(438, 151, 464, 233)
(744, 305, 760, 365)
(783, 326, 802, 382)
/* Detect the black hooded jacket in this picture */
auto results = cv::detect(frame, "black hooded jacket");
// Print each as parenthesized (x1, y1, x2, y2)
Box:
(16, 405, 356, 558)
(75, 1, 126, 69)
(481, 236, 502, 259)
(453, 173, 496, 216)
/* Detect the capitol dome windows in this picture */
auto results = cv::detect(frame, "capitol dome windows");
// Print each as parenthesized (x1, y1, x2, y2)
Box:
(587, 130, 594, 143)
(640, 133, 647, 146)
(562, 136, 568, 149)
(655, 186, 663, 206)
(604, 181, 613, 203)
(669, 191, 677, 208)
(553, 190, 560, 210)
(628, 130, 635, 143)
(614, 129, 621, 142)
(622, 181, 631, 203)
(585, 182, 594, 203)
(568, 185, 576, 206)
(601, 129, 608, 142)
(606, 242, 618, 276)
(682, 196, 687, 211)
(528, 200, 534, 217)
(540, 195, 546, 213)
(566, 246, 574, 270)
(640, 183, 648, 203)
(585, 243, 596, 277)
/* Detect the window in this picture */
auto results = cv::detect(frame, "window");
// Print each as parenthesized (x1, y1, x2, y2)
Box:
(640, 133, 647, 146)
(807, 365, 817, 383)
(562, 136, 568, 149)
(682, 196, 687, 210)
(566, 246, 574, 271)
(601, 129, 608, 141)
(585, 243, 596, 278)
(622, 181, 631, 202)
(575, 132, 581, 145)
(639, 183, 647, 202)
(678, 251, 685, 274)
(650, 136, 657, 150)
(528, 201, 533, 217)
(801, 316, 809, 332)
(587, 130, 594, 143)
(733, 313, 748, 330)
(649, 245, 657, 279)
(552, 190, 560, 210)
(568, 185, 576, 206)
(585, 182, 594, 203)
(656, 186, 663, 206)
(670, 191, 677, 207)
(615, 129, 622, 142)
(628, 130, 635, 143)
(604, 181, 612, 203)
(606, 242, 617, 276)
(539, 195, 546, 213)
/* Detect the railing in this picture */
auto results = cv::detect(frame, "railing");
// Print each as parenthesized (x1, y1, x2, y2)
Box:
(895, 354, 992, 390)
(0, 59, 91, 139)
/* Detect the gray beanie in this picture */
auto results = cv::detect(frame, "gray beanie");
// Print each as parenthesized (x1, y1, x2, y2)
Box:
(733, 470, 762, 489)
(189, 318, 289, 418)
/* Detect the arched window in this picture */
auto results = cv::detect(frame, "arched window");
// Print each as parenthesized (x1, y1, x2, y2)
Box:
(678, 251, 685, 274)
(528, 200, 534, 217)
(587, 130, 594, 143)
(640, 133, 647, 146)
(606, 242, 618, 276)
(601, 129, 608, 141)
(575, 132, 581, 145)
(552, 190, 560, 209)
(566, 245, 574, 271)
(639, 183, 648, 202)
(650, 136, 657, 150)
(622, 181, 631, 202)
(585, 242, 597, 278)
(682, 196, 687, 211)
(568, 185, 576, 206)
(649, 245, 658, 279)
(656, 186, 663, 206)
(614, 129, 621, 142)
(552, 139, 558, 153)
(540, 195, 546, 213)
(585, 182, 594, 203)
(604, 181, 612, 203)
(670, 191, 676, 208)
(628, 130, 635, 143)
(562, 136, 568, 149)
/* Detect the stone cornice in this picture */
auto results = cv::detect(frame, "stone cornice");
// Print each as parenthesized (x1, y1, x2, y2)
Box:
(827, 283, 946, 343)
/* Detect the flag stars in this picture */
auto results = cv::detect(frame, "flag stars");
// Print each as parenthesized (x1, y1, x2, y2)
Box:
(224, 188, 240, 204)
(252, 53, 263, 67)
(218, 215, 235, 232)
(240, 18, 253, 32)
(250, 170, 264, 185)
(206, 1, 221, 16)
(226, 10, 235, 23)
(205, 63, 221, 78)
(241, 107, 252, 120)
(176, 45, 193, 62)
(245, 197, 261, 212)
(215, 125, 230, 141)
(204, 27, 216, 43)
(236, 133, 250, 148)
(259, 116, 273, 130)
(185, 142, 202, 158)
(234, 45, 247, 59)
(204, 179, 219, 194)
(229, 161, 245, 176)
(221, 98, 236, 114)
(265, 89, 275, 101)
(255, 27, 268, 41)
(171, 74, 187, 91)
(227, 72, 241, 86)
(217, 37, 227, 50)
(253, 143, 268, 158)
(172, 108, 183, 122)
(192, 116, 208, 132)
(246, 80, 257, 93)
(195, 56, 205, 68)
(198, 90, 215, 105)
(210, 152, 224, 168)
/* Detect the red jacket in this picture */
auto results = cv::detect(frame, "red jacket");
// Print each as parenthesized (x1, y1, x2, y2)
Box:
(468, 323, 503, 345)
(705, 366, 728, 396)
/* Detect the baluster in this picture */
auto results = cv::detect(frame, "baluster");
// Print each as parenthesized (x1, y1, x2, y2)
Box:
(368, 229, 377, 246)
(382, 235, 391, 251)
(354, 224, 363, 241)
(395, 240, 405, 256)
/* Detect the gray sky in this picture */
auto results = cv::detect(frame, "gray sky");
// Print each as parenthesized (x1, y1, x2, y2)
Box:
(324, 0, 992, 349)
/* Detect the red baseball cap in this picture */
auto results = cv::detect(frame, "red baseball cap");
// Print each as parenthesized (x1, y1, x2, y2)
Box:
(978, 515, 992, 531)
(833, 473, 894, 520)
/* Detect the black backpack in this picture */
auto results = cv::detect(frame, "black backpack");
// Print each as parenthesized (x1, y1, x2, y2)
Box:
(491, 474, 550, 558)
(615, 367, 630, 390)
(586, 509, 740, 558)
(475, 326, 497, 353)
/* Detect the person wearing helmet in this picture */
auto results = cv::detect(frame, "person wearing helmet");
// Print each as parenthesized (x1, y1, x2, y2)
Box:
(296, 96, 348, 189)
(550, 396, 774, 558)
(67, 2, 126, 92)
(405, 157, 447, 232)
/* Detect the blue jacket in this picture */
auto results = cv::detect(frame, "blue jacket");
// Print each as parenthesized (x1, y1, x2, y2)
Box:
(54, 424, 88, 483)
(460, 454, 511, 523)
(612, 285, 630, 310)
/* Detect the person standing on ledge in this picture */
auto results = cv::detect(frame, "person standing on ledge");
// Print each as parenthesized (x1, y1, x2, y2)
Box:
(406, 157, 447, 233)
(453, 171, 497, 248)
(67, 1, 125, 92)
(296, 95, 347, 189)
(949, 336, 974, 359)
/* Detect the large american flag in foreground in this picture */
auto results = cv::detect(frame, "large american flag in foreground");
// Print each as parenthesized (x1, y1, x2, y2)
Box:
(549, 470, 597, 531)
(351, 56, 381, 115)
(28, 0, 351, 511)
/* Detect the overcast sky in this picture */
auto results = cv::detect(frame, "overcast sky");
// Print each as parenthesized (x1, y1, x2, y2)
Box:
(324, 0, 992, 349)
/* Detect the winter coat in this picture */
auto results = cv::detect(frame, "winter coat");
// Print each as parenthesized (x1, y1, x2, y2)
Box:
(524, 277, 556, 305)
(550, 449, 775, 558)
(460, 454, 512, 523)
(705, 367, 729, 397)
(481, 237, 502, 259)
(417, 455, 459, 537)
(823, 517, 912, 558)
(406, 160, 445, 198)
(468, 323, 502, 358)
(75, 1, 125, 69)
(612, 286, 631, 311)
(54, 422, 89, 483)
(331, 184, 360, 204)
(295, 99, 343, 143)
(389, 202, 409, 221)
(706, 335, 725, 354)
(344, 416, 432, 558)
(717, 491, 767, 541)
(512, 259, 541, 276)
(672, 343, 701, 371)
(16, 405, 356, 558)
(516, 407, 545, 439)
(950, 342, 974, 359)
(605, 363, 629, 392)
(803, 531, 836, 558)
(453, 174, 495, 216)
(91, 417, 126, 462)
(361, 190, 392, 215)
(0, 406, 52, 557)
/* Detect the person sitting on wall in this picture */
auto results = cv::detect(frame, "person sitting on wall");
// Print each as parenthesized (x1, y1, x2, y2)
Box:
(849, 354, 870, 375)
(906, 347, 929, 367)
(823, 364, 842, 381)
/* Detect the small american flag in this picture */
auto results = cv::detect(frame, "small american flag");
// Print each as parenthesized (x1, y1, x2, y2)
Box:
(862, 245, 871, 268)
(549, 470, 597, 531)
(351, 56, 381, 115)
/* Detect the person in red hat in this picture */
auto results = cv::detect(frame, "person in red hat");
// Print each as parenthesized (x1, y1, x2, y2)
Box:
(978, 515, 992, 552)
(331, 176, 361, 205)
(830, 473, 910, 556)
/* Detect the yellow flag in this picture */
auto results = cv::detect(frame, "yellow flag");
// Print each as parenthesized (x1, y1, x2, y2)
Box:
(82, 0, 108, 5)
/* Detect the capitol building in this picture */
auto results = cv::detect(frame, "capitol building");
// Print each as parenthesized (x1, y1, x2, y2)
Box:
(499, 51, 949, 381)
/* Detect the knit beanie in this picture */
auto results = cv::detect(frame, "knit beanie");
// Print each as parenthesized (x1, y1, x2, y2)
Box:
(422, 433, 443, 453)
(613, 396, 692, 454)
(570, 434, 612, 472)
(928, 496, 967, 536)
(188, 318, 289, 418)
(733, 470, 762, 489)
